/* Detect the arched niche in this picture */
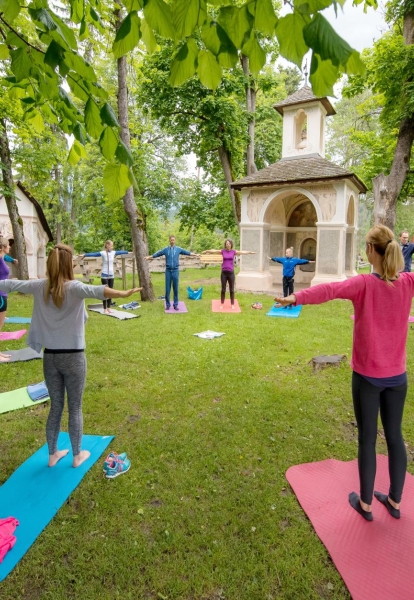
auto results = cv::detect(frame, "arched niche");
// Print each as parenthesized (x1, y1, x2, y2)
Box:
(299, 237, 316, 272)
(347, 195, 355, 226)
(288, 200, 317, 227)
(294, 109, 307, 151)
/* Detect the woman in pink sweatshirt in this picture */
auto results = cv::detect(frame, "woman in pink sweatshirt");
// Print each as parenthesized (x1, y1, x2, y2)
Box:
(275, 224, 412, 521)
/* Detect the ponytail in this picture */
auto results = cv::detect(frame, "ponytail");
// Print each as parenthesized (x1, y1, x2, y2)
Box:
(365, 225, 404, 284)
(45, 244, 74, 307)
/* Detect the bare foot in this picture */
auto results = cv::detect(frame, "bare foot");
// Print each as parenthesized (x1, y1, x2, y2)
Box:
(0, 355, 10, 362)
(48, 449, 70, 467)
(0, 351, 11, 357)
(73, 450, 91, 468)
(107, 308, 113, 313)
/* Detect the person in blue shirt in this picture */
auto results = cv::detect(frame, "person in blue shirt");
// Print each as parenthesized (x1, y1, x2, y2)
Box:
(399, 230, 414, 272)
(145, 236, 199, 310)
(81, 240, 128, 314)
(268, 247, 315, 308)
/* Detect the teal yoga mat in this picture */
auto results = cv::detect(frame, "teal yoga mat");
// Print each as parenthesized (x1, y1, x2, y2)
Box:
(266, 305, 302, 318)
(0, 387, 49, 415)
(0, 433, 114, 582)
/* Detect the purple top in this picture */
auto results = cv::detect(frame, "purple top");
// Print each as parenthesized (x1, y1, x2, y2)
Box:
(0, 257, 10, 297)
(221, 249, 237, 271)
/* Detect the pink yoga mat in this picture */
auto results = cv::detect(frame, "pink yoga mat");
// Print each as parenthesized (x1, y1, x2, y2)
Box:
(164, 301, 188, 314)
(211, 299, 241, 313)
(286, 455, 414, 600)
(0, 330, 27, 340)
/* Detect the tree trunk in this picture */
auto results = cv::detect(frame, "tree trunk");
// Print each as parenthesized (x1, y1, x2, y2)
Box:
(373, 7, 414, 230)
(241, 55, 257, 175)
(218, 145, 241, 227)
(116, 9, 154, 301)
(0, 118, 29, 279)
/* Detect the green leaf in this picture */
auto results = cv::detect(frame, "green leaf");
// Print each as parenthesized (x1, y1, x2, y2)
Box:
(294, 0, 335, 13)
(0, 0, 21, 22)
(309, 52, 338, 96)
(99, 126, 119, 161)
(8, 86, 26, 100)
(100, 103, 120, 127)
(0, 44, 10, 60)
(28, 8, 78, 50)
(64, 50, 97, 81)
(25, 109, 45, 133)
(73, 123, 87, 145)
(6, 30, 27, 49)
(79, 18, 89, 41)
(201, 18, 238, 67)
(70, 0, 84, 23)
(67, 72, 89, 102)
(103, 163, 133, 201)
(68, 139, 87, 166)
(168, 39, 198, 87)
(85, 80, 108, 100)
(44, 40, 65, 70)
(217, 5, 253, 50)
(172, 0, 199, 38)
(201, 19, 221, 55)
(124, 0, 143, 10)
(113, 12, 141, 59)
(10, 48, 33, 82)
(275, 13, 309, 68)
(197, 49, 222, 90)
(303, 13, 353, 67)
(255, 0, 277, 36)
(84, 98, 104, 138)
(242, 32, 266, 77)
(115, 140, 134, 167)
(88, 6, 105, 34)
(345, 50, 365, 76)
(144, 0, 176, 40)
(141, 18, 158, 54)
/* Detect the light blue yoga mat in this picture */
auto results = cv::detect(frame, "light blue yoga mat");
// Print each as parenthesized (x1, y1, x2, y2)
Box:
(5, 317, 31, 324)
(0, 432, 113, 582)
(266, 305, 302, 318)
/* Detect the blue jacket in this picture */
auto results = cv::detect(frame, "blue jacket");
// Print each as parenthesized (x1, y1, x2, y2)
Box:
(153, 246, 191, 269)
(4, 254, 14, 263)
(271, 256, 309, 278)
(400, 243, 414, 272)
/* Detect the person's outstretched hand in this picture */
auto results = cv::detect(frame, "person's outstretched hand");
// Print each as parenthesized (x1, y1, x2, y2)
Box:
(144, 256, 152, 260)
(274, 294, 296, 307)
(123, 287, 142, 297)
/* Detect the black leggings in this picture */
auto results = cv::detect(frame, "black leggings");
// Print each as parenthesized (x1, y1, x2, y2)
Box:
(101, 277, 114, 309)
(283, 276, 294, 297)
(352, 371, 407, 504)
(221, 270, 235, 304)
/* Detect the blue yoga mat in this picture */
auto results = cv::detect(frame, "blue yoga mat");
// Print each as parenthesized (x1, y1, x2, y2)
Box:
(266, 305, 302, 318)
(0, 432, 113, 582)
(5, 317, 31, 324)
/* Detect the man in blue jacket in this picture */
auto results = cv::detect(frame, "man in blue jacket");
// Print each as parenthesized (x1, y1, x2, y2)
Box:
(268, 247, 315, 307)
(146, 236, 199, 310)
(399, 230, 414, 272)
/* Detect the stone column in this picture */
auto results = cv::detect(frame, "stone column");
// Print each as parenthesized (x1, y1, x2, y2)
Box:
(311, 223, 348, 286)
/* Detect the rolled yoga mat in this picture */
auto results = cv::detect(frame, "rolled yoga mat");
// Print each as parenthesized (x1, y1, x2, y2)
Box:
(286, 455, 414, 600)
(0, 433, 114, 582)
(211, 299, 241, 313)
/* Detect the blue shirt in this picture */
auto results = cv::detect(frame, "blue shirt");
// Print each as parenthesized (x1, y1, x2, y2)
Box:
(271, 256, 309, 278)
(400, 243, 414, 272)
(152, 246, 190, 270)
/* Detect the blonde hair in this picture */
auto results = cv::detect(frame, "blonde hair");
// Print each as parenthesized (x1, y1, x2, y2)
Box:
(366, 225, 404, 284)
(104, 240, 113, 250)
(45, 244, 74, 308)
(0, 237, 8, 250)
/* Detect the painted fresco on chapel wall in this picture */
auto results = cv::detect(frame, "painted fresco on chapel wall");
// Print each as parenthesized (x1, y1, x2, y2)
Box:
(288, 201, 317, 227)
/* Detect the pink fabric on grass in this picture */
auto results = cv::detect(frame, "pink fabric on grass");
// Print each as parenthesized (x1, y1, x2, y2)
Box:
(0, 517, 19, 563)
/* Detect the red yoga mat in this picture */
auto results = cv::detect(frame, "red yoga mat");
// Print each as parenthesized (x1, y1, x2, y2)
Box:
(211, 299, 241, 313)
(0, 330, 27, 341)
(286, 455, 414, 600)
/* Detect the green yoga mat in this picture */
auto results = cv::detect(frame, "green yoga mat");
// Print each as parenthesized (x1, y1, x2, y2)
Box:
(0, 387, 49, 415)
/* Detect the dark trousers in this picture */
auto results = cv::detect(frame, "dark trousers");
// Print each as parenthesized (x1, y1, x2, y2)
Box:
(101, 277, 114, 309)
(283, 276, 294, 297)
(221, 270, 235, 304)
(352, 371, 407, 504)
(165, 269, 179, 308)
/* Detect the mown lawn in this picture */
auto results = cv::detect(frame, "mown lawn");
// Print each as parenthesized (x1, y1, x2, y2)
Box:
(1, 267, 414, 600)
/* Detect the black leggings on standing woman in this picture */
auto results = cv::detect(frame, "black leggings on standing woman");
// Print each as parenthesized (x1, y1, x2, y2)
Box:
(101, 277, 114, 309)
(221, 270, 235, 304)
(352, 371, 407, 505)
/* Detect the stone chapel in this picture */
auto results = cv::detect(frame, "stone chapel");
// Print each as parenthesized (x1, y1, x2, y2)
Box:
(231, 86, 367, 292)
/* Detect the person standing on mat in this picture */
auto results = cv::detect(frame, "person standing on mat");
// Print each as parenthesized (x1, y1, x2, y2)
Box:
(0, 238, 12, 362)
(202, 239, 256, 309)
(274, 225, 411, 521)
(0, 244, 140, 468)
(81, 240, 128, 314)
(145, 236, 199, 310)
(399, 230, 414, 272)
(268, 248, 314, 308)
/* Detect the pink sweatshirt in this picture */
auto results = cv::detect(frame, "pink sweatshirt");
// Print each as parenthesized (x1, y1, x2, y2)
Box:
(294, 273, 414, 378)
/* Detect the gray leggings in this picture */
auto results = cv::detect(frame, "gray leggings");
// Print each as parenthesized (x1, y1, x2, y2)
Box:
(43, 352, 87, 457)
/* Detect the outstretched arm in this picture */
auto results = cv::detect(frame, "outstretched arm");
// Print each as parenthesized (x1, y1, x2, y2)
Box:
(274, 294, 296, 307)
(235, 251, 256, 255)
(83, 251, 102, 257)
(201, 249, 221, 254)
(104, 286, 142, 299)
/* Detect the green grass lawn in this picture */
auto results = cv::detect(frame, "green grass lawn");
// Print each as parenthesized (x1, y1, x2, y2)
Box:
(1, 268, 414, 600)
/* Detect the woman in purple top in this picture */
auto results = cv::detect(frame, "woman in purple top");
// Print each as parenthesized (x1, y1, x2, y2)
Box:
(203, 239, 256, 309)
(0, 238, 11, 362)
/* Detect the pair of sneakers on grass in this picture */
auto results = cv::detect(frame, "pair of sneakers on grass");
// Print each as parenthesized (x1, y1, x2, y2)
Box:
(103, 451, 130, 479)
